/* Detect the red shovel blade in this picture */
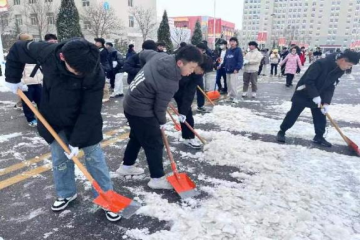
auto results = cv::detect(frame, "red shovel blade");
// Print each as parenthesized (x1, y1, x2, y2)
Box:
(175, 123, 182, 131)
(207, 91, 221, 100)
(347, 138, 360, 157)
(167, 173, 199, 199)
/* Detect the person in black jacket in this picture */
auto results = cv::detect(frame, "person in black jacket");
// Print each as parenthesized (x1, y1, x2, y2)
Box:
(174, 54, 213, 149)
(94, 38, 110, 74)
(123, 40, 157, 84)
(117, 46, 203, 190)
(277, 50, 359, 147)
(280, 47, 289, 76)
(4, 38, 121, 222)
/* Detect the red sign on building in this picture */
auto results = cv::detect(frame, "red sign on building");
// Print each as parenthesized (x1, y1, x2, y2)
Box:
(257, 32, 268, 43)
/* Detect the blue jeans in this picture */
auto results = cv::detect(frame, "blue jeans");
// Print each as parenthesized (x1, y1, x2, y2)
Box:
(196, 77, 205, 108)
(50, 131, 113, 198)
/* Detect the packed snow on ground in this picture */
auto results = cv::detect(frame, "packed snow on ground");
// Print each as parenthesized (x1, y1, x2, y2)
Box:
(125, 131, 360, 240)
(194, 105, 360, 146)
(268, 101, 360, 124)
(0, 132, 22, 143)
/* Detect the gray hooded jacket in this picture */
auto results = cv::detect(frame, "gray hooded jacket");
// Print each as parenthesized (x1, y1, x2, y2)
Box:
(123, 50, 182, 124)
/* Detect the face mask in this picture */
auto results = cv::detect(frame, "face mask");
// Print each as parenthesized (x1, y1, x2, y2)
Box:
(220, 45, 226, 50)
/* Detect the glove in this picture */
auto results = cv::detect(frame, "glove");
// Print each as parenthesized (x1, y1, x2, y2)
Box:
(21, 85, 29, 92)
(312, 96, 322, 108)
(178, 114, 186, 123)
(5, 82, 23, 94)
(160, 124, 166, 130)
(321, 104, 330, 115)
(64, 145, 79, 160)
(112, 61, 118, 68)
(243, 59, 249, 65)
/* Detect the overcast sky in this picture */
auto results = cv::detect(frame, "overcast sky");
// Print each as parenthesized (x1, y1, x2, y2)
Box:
(156, 0, 244, 30)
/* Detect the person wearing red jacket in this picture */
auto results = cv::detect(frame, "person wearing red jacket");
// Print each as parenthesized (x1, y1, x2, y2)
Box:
(299, 47, 306, 66)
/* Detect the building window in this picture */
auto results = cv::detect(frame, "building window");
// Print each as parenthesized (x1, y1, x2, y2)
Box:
(1, 15, 9, 27)
(30, 13, 38, 25)
(129, 16, 134, 27)
(14, 0, 20, 5)
(15, 14, 22, 25)
(47, 13, 55, 25)
(128, 0, 133, 7)
(45, 0, 52, 2)
(82, 0, 89, 7)
(29, 0, 36, 3)
(84, 21, 91, 29)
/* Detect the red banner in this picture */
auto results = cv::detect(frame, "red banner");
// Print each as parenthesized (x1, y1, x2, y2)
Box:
(257, 32, 267, 43)
(278, 37, 286, 46)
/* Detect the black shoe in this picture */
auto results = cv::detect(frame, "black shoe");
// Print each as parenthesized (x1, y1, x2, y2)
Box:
(313, 136, 332, 147)
(285, 84, 290, 87)
(197, 106, 210, 113)
(220, 89, 227, 95)
(51, 194, 77, 212)
(104, 210, 122, 222)
(277, 131, 286, 143)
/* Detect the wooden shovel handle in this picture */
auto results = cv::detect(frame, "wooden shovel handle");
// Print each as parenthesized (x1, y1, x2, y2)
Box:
(160, 128, 178, 174)
(17, 89, 96, 184)
(167, 109, 179, 126)
(168, 104, 206, 144)
(197, 85, 215, 106)
(325, 112, 350, 144)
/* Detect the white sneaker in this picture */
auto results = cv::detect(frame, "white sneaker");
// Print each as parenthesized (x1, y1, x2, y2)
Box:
(251, 92, 257, 98)
(51, 194, 77, 212)
(232, 99, 239, 104)
(148, 176, 173, 190)
(116, 164, 144, 176)
(110, 92, 124, 98)
(183, 138, 202, 149)
(242, 92, 247, 98)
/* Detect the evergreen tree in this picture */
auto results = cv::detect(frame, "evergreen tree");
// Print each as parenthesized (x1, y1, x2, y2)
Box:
(157, 10, 173, 53)
(191, 20, 203, 45)
(56, 0, 83, 41)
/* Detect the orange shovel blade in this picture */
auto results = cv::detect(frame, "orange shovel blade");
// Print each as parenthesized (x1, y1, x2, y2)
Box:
(347, 138, 360, 157)
(93, 190, 141, 219)
(207, 91, 221, 100)
(167, 173, 199, 199)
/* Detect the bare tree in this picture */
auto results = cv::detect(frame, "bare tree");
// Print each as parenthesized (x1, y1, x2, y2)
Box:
(81, 3, 123, 38)
(129, 6, 157, 42)
(22, 0, 58, 40)
(171, 27, 190, 46)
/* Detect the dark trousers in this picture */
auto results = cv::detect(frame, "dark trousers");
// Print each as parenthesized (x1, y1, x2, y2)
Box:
(21, 84, 42, 122)
(286, 74, 295, 86)
(174, 98, 195, 139)
(258, 64, 263, 75)
(270, 64, 278, 75)
(123, 112, 165, 178)
(196, 79, 205, 108)
(108, 71, 115, 89)
(280, 103, 326, 137)
(281, 64, 286, 76)
(216, 67, 227, 92)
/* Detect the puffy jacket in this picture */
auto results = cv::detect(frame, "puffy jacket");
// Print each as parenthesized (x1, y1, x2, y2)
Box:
(123, 50, 182, 124)
(6, 40, 105, 148)
(280, 53, 302, 75)
(123, 53, 142, 84)
(243, 48, 263, 73)
(292, 55, 345, 108)
(223, 47, 243, 73)
(22, 64, 43, 85)
(270, 53, 280, 64)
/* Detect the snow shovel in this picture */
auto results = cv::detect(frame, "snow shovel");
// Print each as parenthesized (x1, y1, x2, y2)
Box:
(161, 128, 198, 198)
(168, 103, 206, 145)
(17, 89, 141, 218)
(206, 80, 221, 101)
(197, 85, 216, 106)
(167, 109, 181, 131)
(324, 108, 360, 156)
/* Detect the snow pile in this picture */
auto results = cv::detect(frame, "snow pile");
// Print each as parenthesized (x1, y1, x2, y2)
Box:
(269, 101, 360, 124)
(194, 105, 360, 145)
(125, 131, 360, 240)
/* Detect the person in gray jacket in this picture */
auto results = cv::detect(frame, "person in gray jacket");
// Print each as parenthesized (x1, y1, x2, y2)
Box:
(117, 46, 203, 190)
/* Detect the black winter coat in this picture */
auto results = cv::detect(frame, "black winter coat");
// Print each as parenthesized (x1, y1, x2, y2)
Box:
(123, 53, 141, 84)
(6, 40, 104, 148)
(174, 73, 203, 115)
(99, 48, 111, 73)
(292, 56, 344, 108)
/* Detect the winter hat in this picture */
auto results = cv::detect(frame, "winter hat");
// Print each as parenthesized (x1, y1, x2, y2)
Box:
(229, 37, 239, 44)
(180, 42, 187, 47)
(142, 40, 157, 51)
(248, 41, 258, 47)
(18, 33, 33, 41)
(219, 39, 227, 45)
(94, 38, 105, 46)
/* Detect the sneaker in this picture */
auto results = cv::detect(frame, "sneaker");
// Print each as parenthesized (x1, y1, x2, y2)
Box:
(28, 119, 37, 127)
(104, 210, 121, 222)
(285, 84, 290, 87)
(220, 90, 227, 95)
(251, 92, 257, 98)
(232, 99, 239, 104)
(242, 92, 247, 98)
(148, 176, 173, 190)
(183, 138, 202, 149)
(116, 164, 145, 176)
(110, 93, 124, 98)
(51, 194, 77, 212)
(14, 101, 23, 110)
(197, 106, 210, 113)
(277, 131, 286, 143)
(313, 136, 332, 147)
